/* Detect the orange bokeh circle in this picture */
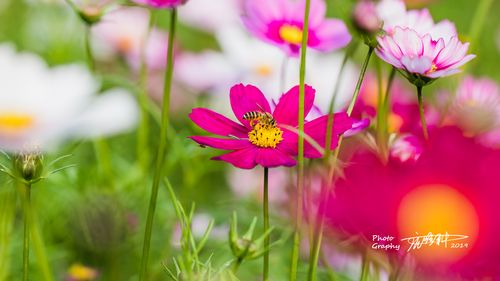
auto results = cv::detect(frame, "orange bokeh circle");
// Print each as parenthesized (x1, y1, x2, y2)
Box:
(397, 184, 479, 264)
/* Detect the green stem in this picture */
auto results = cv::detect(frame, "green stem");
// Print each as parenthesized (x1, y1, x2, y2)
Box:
(263, 167, 269, 281)
(139, 9, 177, 281)
(376, 67, 396, 159)
(347, 46, 374, 116)
(360, 252, 370, 281)
(323, 43, 358, 160)
(306, 45, 372, 281)
(23, 183, 31, 281)
(468, 0, 493, 55)
(416, 86, 429, 141)
(84, 26, 95, 72)
(290, 0, 311, 280)
(84, 25, 114, 187)
(232, 257, 243, 274)
(137, 10, 156, 174)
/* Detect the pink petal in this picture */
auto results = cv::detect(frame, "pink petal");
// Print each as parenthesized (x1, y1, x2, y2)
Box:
(190, 136, 252, 150)
(428, 20, 457, 42)
(190, 108, 248, 138)
(278, 113, 354, 159)
(401, 56, 432, 75)
(311, 19, 352, 51)
(212, 146, 258, 169)
(392, 27, 423, 58)
(290, 0, 326, 28)
(273, 85, 316, 126)
(303, 113, 354, 157)
(230, 84, 272, 128)
(255, 148, 297, 168)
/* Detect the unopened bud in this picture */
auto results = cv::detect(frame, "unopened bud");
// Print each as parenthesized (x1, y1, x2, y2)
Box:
(229, 212, 272, 261)
(78, 7, 102, 25)
(353, 1, 382, 34)
(14, 153, 43, 182)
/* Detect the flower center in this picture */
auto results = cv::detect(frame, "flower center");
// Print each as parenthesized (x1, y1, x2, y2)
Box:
(0, 113, 34, 134)
(117, 36, 134, 53)
(279, 24, 303, 44)
(427, 63, 438, 74)
(255, 64, 272, 76)
(248, 122, 283, 148)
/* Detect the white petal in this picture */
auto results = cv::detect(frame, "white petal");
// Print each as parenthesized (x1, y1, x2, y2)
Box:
(69, 89, 139, 138)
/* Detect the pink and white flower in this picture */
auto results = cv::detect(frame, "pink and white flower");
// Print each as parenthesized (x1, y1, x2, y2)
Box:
(242, 0, 351, 56)
(377, 0, 457, 42)
(376, 27, 475, 82)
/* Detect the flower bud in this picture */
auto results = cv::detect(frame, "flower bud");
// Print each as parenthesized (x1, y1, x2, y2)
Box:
(14, 153, 43, 182)
(229, 212, 272, 261)
(352, 1, 381, 34)
(78, 7, 103, 25)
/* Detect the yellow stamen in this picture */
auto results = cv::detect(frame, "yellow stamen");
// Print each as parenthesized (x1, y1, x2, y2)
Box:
(68, 264, 98, 280)
(427, 63, 438, 74)
(0, 113, 33, 134)
(256, 64, 272, 76)
(279, 24, 303, 45)
(248, 123, 283, 148)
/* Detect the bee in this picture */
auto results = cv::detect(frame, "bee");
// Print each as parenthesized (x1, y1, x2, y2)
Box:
(243, 111, 276, 127)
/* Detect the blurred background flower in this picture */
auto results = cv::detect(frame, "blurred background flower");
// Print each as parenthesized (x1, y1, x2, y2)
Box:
(0, 44, 138, 152)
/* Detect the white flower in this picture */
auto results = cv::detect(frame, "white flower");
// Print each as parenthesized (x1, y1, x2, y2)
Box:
(0, 44, 138, 152)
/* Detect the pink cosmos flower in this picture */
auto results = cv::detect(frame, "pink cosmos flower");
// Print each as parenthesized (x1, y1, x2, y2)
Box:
(377, 0, 456, 41)
(440, 76, 500, 147)
(242, 0, 351, 56)
(324, 127, 500, 279)
(376, 27, 475, 83)
(353, 1, 381, 34)
(189, 84, 353, 169)
(132, 0, 187, 9)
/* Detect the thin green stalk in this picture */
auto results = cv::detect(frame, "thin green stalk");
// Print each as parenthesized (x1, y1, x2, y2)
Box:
(0, 190, 15, 281)
(232, 257, 243, 273)
(84, 25, 114, 187)
(360, 252, 370, 281)
(23, 183, 31, 281)
(290, 0, 311, 280)
(84, 26, 95, 72)
(376, 67, 396, 158)
(137, 10, 156, 173)
(139, 9, 177, 281)
(323, 43, 357, 160)
(30, 218, 53, 281)
(306, 45, 372, 281)
(347, 47, 374, 115)
(263, 167, 269, 281)
(468, 0, 493, 55)
(416, 86, 429, 141)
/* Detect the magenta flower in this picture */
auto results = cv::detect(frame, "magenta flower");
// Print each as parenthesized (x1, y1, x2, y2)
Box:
(242, 0, 351, 56)
(376, 27, 475, 85)
(189, 84, 353, 169)
(132, 0, 187, 9)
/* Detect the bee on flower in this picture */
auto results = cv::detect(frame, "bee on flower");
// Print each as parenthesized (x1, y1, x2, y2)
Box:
(189, 84, 354, 169)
